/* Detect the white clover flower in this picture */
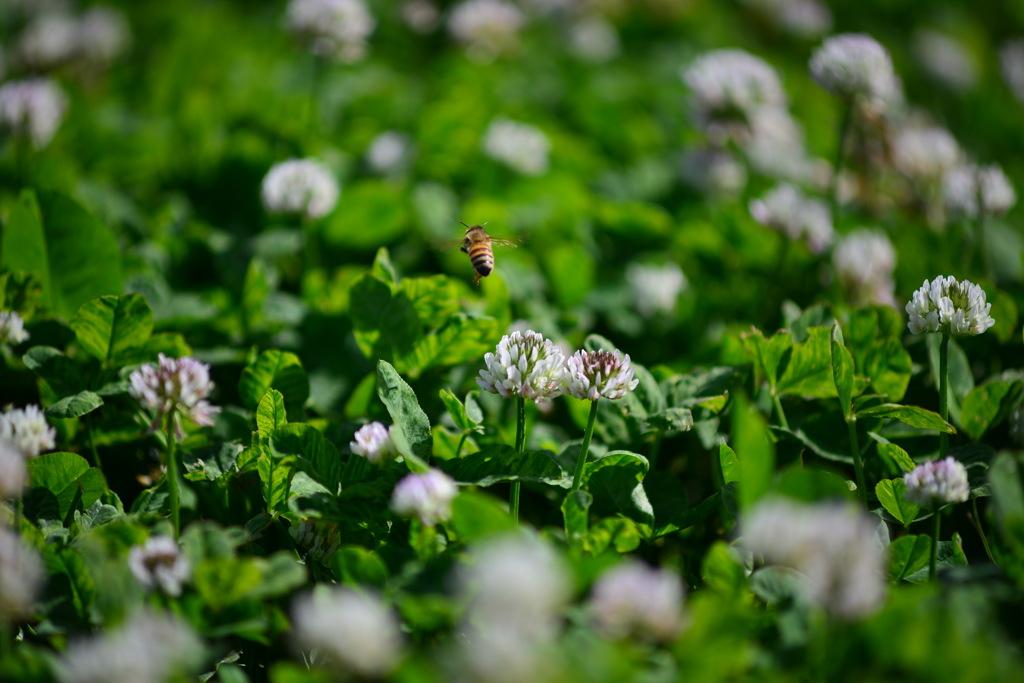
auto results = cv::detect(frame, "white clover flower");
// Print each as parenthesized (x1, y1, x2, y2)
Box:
(0, 441, 27, 500)
(288, 518, 340, 563)
(291, 587, 403, 678)
(0, 310, 29, 346)
(564, 349, 639, 402)
(626, 262, 687, 318)
(457, 616, 562, 683)
(832, 229, 897, 308)
(0, 78, 67, 149)
(127, 536, 191, 597)
(128, 354, 221, 439)
(401, 0, 440, 34)
(350, 421, 398, 464)
(913, 30, 976, 92)
(56, 610, 204, 683)
(0, 404, 56, 458)
(482, 118, 550, 175)
(14, 12, 80, 69)
(749, 184, 834, 254)
(589, 560, 685, 642)
(1000, 39, 1024, 106)
(569, 16, 620, 63)
(366, 130, 411, 174)
(809, 33, 898, 109)
(906, 275, 995, 337)
(391, 468, 459, 526)
(904, 456, 970, 507)
(0, 527, 44, 624)
(943, 163, 1016, 219)
(285, 0, 375, 62)
(477, 330, 566, 402)
(680, 148, 747, 196)
(891, 125, 961, 183)
(76, 6, 131, 64)
(739, 499, 886, 619)
(744, 107, 828, 187)
(261, 158, 340, 220)
(740, 0, 831, 38)
(448, 0, 525, 61)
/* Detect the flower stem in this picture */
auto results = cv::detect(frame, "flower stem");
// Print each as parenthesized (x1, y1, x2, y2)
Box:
(454, 433, 467, 459)
(771, 392, 790, 430)
(572, 400, 601, 492)
(939, 333, 949, 460)
(929, 506, 940, 581)
(86, 413, 103, 473)
(510, 397, 525, 523)
(971, 498, 995, 563)
(164, 413, 180, 540)
(847, 416, 867, 506)
(830, 101, 853, 221)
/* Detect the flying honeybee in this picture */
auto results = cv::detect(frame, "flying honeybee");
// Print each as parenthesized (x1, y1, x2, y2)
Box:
(442, 222, 520, 285)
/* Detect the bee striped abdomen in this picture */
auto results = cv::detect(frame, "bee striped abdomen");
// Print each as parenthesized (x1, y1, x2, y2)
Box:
(468, 243, 494, 277)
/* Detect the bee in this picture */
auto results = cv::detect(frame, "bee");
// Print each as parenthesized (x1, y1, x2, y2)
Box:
(443, 222, 520, 286)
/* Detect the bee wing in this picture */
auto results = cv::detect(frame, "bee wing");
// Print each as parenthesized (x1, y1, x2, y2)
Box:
(432, 238, 468, 250)
(489, 237, 523, 248)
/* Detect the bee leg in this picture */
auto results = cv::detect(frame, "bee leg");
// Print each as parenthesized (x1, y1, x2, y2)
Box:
(474, 273, 482, 286)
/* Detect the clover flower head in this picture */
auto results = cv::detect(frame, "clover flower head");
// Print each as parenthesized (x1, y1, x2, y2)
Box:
(0, 311, 29, 346)
(565, 348, 639, 402)
(626, 262, 687, 318)
(261, 158, 340, 220)
(743, 107, 827, 187)
(14, 12, 79, 69)
(391, 468, 459, 526)
(291, 587, 403, 678)
(127, 536, 191, 597)
(891, 124, 961, 182)
(809, 33, 898, 109)
(285, 0, 375, 62)
(832, 229, 897, 308)
(904, 456, 969, 507)
(0, 404, 56, 458)
(681, 148, 748, 196)
(482, 118, 550, 175)
(0, 527, 43, 624)
(749, 183, 833, 254)
(448, 0, 525, 61)
(589, 560, 685, 642)
(740, 0, 832, 38)
(569, 16, 620, 63)
(76, 6, 131, 64)
(350, 421, 398, 464)
(0, 78, 66, 149)
(942, 163, 1016, 219)
(905, 275, 995, 337)
(477, 330, 566, 402)
(128, 354, 221, 438)
(366, 131, 411, 174)
(1001, 39, 1024, 106)
(401, 0, 441, 34)
(913, 30, 976, 92)
(0, 441, 27, 500)
(288, 518, 341, 563)
(739, 499, 886, 619)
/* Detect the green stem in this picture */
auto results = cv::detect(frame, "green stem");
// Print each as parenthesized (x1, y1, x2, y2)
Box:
(86, 414, 103, 473)
(929, 507, 940, 581)
(164, 413, 180, 540)
(939, 333, 949, 460)
(572, 401, 601, 492)
(830, 101, 853, 221)
(454, 433, 467, 459)
(510, 397, 526, 523)
(971, 498, 995, 563)
(771, 392, 790, 430)
(847, 416, 867, 506)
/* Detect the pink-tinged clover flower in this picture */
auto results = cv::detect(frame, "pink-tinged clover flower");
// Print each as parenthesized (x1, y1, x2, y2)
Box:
(391, 468, 458, 526)
(564, 349, 639, 402)
(129, 354, 220, 439)
(128, 536, 191, 597)
(903, 456, 969, 507)
(589, 560, 685, 642)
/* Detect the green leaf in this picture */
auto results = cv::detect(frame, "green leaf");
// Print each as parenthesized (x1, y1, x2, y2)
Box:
(194, 556, 265, 610)
(256, 388, 288, 436)
(584, 450, 653, 526)
(70, 294, 153, 364)
(776, 327, 837, 399)
(750, 566, 806, 605)
(731, 393, 775, 510)
(858, 404, 956, 433)
(396, 314, 497, 377)
(257, 443, 294, 512)
(248, 552, 308, 600)
(888, 534, 931, 582)
(987, 452, 1024, 581)
(875, 440, 916, 473)
(23, 346, 85, 396)
(400, 275, 460, 327)
(448, 490, 516, 542)
(239, 349, 309, 412)
(45, 391, 103, 419)
(323, 181, 408, 249)
(439, 388, 475, 434)
(927, 334, 973, 426)
(439, 444, 568, 486)
(376, 360, 432, 466)
(719, 444, 739, 484)
(960, 381, 1024, 441)
(875, 478, 921, 527)
(771, 466, 854, 502)
(27, 452, 106, 519)
(1, 190, 123, 319)
(653, 485, 730, 537)
(865, 338, 912, 402)
(701, 540, 748, 598)
(562, 490, 593, 547)
(831, 323, 855, 418)
(270, 424, 342, 495)
(329, 546, 389, 588)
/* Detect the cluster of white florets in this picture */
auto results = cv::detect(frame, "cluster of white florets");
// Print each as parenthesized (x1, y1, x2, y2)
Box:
(832, 229, 897, 308)
(448, 0, 525, 61)
(482, 118, 551, 175)
(0, 78, 66, 148)
(127, 536, 192, 597)
(391, 468, 459, 526)
(128, 354, 221, 438)
(261, 158, 340, 220)
(285, 0, 375, 62)
(903, 456, 970, 508)
(588, 560, 685, 642)
(749, 184, 834, 254)
(942, 163, 1016, 219)
(350, 421, 399, 464)
(14, 6, 130, 70)
(0, 404, 56, 459)
(625, 263, 688, 318)
(905, 275, 995, 337)
(809, 33, 899, 109)
(0, 311, 29, 347)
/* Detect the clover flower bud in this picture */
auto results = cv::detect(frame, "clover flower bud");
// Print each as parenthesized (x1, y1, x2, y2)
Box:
(0, 78, 66, 149)
(565, 348, 639, 402)
(832, 229, 897, 308)
(749, 184, 833, 254)
(482, 118, 550, 175)
(0, 527, 43, 624)
(391, 468, 458, 526)
(477, 330, 566, 402)
(291, 587, 403, 678)
(350, 421, 398, 464)
(285, 0, 375, 62)
(942, 163, 1016, 219)
(1001, 39, 1024, 106)
(127, 536, 191, 597)
(0, 404, 56, 458)
(589, 560, 685, 642)
(261, 158, 340, 220)
(626, 262, 687, 318)
(128, 354, 220, 438)
(903, 456, 969, 507)
(0, 441, 27, 500)
(288, 518, 341, 563)
(809, 33, 898, 109)
(905, 275, 995, 337)
(0, 311, 29, 346)
(448, 0, 525, 62)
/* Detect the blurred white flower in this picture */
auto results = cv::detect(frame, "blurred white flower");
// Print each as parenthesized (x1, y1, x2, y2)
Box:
(366, 130, 411, 174)
(589, 560, 685, 642)
(128, 536, 191, 597)
(288, 518, 340, 563)
(744, 107, 828, 187)
(285, 0, 375, 62)
(832, 229, 897, 308)
(739, 499, 886, 620)
(14, 12, 79, 69)
(128, 354, 220, 439)
(0, 78, 67, 148)
(906, 275, 994, 337)
(626, 262, 687, 318)
(1000, 39, 1024, 106)
(76, 6, 131, 64)
(0, 527, 43, 624)
(912, 30, 976, 92)
(401, 0, 441, 33)
(943, 163, 1016, 219)
(680, 148, 747, 196)
(904, 456, 969, 507)
(569, 16, 620, 63)
(749, 184, 833, 254)
(564, 348, 639, 402)
(0, 311, 29, 346)
(448, 0, 525, 61)
(0, 404, 56, 458)
(482, 118, 550, 175)
(291, 587, 403, 677)
(477, 330, 566, 402)
(809, 33, 898, 109)
(391, 468, 459, 526)
(56, 610, 204, 683)
(0, 441, 27, 500)
(261, 158, 340, 219)
(740, 0, 832, 38)
(891, 124, 961, 183)
(350, 421, 398, 464)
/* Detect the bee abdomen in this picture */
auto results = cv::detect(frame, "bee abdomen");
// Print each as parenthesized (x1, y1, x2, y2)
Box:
(468, 243, 494, 276)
